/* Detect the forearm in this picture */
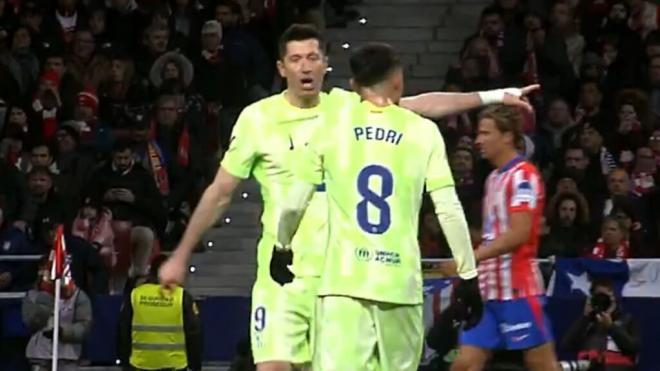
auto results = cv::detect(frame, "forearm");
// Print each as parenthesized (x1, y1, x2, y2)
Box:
(610, 323, 640, 354)
(176, 182, 232, 260)
(429, 187, 477, 279)
(561, 316, 591, 350)
(399, 88, 521, 118)
(277, 181, 316, 249)
(475, 230, 527, 262)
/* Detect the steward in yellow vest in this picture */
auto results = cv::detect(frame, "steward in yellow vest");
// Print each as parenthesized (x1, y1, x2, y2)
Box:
(117, 255, 202, 371)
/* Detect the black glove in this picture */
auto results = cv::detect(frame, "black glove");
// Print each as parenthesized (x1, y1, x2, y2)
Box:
(42, 326, 62, 340)
(270, 246, 294, 286)
(454, 277, 483, 330)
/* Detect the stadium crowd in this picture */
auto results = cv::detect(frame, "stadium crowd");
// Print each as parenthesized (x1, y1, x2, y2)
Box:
(421, 0, 660, 262)
(0, 0, 655, 369)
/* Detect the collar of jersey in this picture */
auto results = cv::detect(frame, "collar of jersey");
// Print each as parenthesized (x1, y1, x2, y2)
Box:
(497, 155, 524, 174)
(280, 90, 323, 112)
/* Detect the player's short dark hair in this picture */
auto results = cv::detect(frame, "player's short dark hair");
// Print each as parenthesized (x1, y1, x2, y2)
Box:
(278, 24, 325, 59)
(478, 105, 524, 146)
(349, 42, 401, 87)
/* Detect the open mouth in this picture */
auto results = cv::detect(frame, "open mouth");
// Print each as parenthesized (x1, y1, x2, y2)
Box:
(300, 78, 314, 89)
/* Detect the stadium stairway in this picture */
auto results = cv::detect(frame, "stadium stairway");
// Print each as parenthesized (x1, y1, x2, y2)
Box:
(324, 0, 489, 95)
(186, 179, 262, 298)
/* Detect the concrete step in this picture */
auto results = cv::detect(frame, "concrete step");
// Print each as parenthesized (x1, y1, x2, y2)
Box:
(202, 235, 259, 251)
(363, 0, 454, 5)
(401, 78, 445, 95)
(188, 274, 255, 289)
(329, 51, 419, 76)
(189, 286, 251, 297)
(435, 26, 475, 41)
(191, 249, 257, 265)
(326, 27, 435, 42)
(352, 5, 447, 27)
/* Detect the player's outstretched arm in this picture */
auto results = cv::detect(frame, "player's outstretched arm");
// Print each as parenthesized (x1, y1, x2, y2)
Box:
(159, 167, 241, 288)
(269, 180, 316, 286)
(276, 180, 316, 250)
(429, 187, 477, 280)
(474, 211, 532, 262)
(399, 84, 539, 119)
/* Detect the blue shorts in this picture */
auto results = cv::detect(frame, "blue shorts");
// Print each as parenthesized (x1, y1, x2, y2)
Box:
(460, 296, 553, 350)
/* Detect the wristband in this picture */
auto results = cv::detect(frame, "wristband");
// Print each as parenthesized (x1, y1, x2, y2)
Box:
(274, 242, 291, 251)
(478, 88, 523, 105)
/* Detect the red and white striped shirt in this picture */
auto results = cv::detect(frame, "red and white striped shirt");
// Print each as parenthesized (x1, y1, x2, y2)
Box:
(480, 157, 545, 301)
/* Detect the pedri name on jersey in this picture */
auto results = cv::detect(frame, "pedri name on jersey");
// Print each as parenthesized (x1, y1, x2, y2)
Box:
(354, 126, 403, 145)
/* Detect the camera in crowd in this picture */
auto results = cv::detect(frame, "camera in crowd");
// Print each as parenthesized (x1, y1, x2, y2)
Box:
(559, 360, 591, 371)
(590, 292, 612, 316)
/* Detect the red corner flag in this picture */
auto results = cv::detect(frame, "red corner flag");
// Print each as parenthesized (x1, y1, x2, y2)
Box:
(49, 225, 67, 280)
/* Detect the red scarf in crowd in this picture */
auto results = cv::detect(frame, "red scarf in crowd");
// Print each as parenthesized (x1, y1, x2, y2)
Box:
(589, 238, 630, 259)
(146, 120, 190, 196)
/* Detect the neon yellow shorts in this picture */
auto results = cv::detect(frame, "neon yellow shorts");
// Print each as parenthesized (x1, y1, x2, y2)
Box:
(250, 275, 319, 365)
(313, 296, 423, 371)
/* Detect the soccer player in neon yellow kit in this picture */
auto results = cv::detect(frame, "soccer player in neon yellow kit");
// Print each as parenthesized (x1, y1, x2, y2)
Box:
(159, 24, 539, 371)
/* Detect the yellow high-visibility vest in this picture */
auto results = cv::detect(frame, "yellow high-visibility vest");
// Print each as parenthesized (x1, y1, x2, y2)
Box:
(130, 283, 187, 370)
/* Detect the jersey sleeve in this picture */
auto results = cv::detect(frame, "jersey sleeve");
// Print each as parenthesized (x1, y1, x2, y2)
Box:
(425, 122, 455, 191)
(508, 167, 540, 213)
(220, 108, 259, 179)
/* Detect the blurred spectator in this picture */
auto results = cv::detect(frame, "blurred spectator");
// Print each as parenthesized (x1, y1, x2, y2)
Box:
(84, 140, 165, 286)
(22, 263, 92, 371)
(41, 49, 81, 118)
(575, 81, 605, 125)
(609, 196, 648, 257)
(589, 216, 630, 259)
(26, 143, 59, 175)
(66, 29, 110, 90)
(578, 123, 616, 176)
(0, 161, 34, 231)
(523, 10, 576, 99)
(213, 0, 273, 92)
(27, 167, 68, 230)
(9, 25, 40, 98)
(0, 224, 39, 292)
(0, 104, 32, 170)
(97, 51, 150, 132)
(533, 97, 577, 171)
(41, 0, 87, 50)
(450, 145, 481, 217)
(606, 89, 649, 168)
(628, 0, 659, 39)
(53, 124, 96, 210)
(105, 0, 147, 54)
(134, 93, 202, 248)
(646, 54, 660, 121)
(168, 0, 203, 55)
(149, 50, 194, 95)
(549, 1, 585, 76)
(136, 24, 170, 79)
(32, 70, 63, 143)
(194, 19, 249, 156)
(72, 204, 115, 270)
(33, 218, 108, 297)
(540, 191, 591, 257)
(88, 7, 111, 50)
(561, 278, 639, 370)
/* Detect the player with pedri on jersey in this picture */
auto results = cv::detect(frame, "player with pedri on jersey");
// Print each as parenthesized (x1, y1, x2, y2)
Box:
(450, 105, 560, 371)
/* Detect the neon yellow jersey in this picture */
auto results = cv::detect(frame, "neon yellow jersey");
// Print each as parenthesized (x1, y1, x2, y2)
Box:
(220, 91, 330, 279)
(295, 88, 455, 305)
